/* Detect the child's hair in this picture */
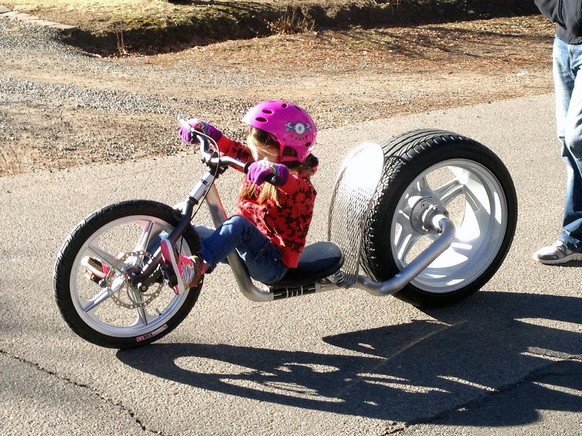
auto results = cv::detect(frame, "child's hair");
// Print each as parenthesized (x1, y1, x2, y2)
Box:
(240, 127, 318, 207)
(248, 126, 279, 150)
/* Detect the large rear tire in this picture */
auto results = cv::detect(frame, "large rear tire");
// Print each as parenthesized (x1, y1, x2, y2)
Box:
(361, 129, 518, 307)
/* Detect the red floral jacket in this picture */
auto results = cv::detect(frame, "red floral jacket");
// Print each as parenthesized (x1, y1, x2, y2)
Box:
(216, 135, 317, 268)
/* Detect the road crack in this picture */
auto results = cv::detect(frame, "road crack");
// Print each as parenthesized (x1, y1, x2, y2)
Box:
(0, 347, 169, 435)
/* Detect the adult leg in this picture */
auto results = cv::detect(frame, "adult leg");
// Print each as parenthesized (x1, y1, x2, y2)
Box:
(532, 37, 580, 265)
(533, 37, 582, 263)
(558, 41, 582, 249)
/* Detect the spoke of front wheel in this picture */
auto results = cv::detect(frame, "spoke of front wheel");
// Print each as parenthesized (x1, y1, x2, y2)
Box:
(87, 244, 121, 271)
(136, 305, 149, 327)
(135, 220, 154, 253)
(82, 288, 111, 314)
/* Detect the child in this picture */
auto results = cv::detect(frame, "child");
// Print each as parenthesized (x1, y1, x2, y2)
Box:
(161, 100, 319, 294)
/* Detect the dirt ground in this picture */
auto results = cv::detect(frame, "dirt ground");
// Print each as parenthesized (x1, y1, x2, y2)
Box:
(1, 12, 556, 177)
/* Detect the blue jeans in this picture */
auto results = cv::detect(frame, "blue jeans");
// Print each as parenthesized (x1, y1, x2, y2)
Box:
(553, 37, 582, 250)
(195, 216, 287, 285)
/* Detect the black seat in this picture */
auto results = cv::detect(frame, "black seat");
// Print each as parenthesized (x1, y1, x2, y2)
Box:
(270, 241, 344, 288)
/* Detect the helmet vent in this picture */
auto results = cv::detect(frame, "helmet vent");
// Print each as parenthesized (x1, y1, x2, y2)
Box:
(255, 116, 268, 123)
(262, 109, 274, 115)
(282, 147, 298, 158)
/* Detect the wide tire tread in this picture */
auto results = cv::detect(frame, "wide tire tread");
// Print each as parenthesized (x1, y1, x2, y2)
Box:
(361, 129, 517, 307)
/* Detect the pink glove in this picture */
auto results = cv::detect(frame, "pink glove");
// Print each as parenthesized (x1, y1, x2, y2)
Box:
(246, 161, 289, 186)
(178, 118, 222, 144)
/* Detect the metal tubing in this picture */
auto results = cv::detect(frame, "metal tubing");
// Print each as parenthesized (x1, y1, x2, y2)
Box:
(226, 253, 274, 302)
(204, 184, 228, 227)
(205, 183, 455, 301)
(205, 185, 274, 302)
(354, 214, 456, 296)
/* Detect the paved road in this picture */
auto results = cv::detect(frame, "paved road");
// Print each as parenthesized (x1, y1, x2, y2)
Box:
(1, 94, 581, 435)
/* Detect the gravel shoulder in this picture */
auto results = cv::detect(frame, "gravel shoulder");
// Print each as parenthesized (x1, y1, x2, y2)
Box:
(0, 13, 555, 177)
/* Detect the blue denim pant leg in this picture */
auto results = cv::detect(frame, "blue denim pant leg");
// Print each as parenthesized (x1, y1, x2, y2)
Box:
(197, 216, 287, 285)
(553, 37, 582, 250)
(194, 225, 215, 243)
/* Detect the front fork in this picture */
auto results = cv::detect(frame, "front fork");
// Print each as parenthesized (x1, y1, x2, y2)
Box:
(130, 173, 219, 291)
(130, 197, 198, 291)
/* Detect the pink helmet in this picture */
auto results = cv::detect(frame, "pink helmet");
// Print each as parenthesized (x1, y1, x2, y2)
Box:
(242, 100, 317, 163)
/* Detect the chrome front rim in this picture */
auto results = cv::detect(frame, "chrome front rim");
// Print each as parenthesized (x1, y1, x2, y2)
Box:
(69, 215, 193, 338)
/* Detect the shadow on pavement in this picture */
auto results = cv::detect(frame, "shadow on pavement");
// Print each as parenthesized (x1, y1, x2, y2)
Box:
(117, 291, 581, 425)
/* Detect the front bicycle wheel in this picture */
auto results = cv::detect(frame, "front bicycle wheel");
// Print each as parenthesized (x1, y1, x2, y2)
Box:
(54, 200, 201, 348)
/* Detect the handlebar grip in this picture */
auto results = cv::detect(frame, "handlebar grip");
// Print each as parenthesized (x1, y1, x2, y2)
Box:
(177, 116, 213, 159)
(178, 116, 193, 132)
(177, 116, 203, 142)
(265, 173, 278, 184)
(242, 162, 278, 185)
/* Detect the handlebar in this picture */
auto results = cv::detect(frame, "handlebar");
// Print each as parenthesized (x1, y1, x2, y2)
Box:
(177, 116, 279, 185)
(178, 116, 246, 172)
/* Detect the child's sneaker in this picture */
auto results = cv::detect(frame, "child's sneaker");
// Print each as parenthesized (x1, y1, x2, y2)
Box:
(160, 239, 204, 295)
(81, 256, 110, 284)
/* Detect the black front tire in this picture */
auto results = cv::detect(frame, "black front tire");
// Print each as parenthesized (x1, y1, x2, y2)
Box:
(54, 200, 202, 348)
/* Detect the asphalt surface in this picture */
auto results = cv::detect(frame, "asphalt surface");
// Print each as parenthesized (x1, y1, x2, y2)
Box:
(1, 92, 581, 435)
(0, 5, 580, 435)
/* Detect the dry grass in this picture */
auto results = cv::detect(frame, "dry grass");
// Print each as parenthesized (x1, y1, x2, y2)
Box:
(4, 1, 542, 53)
(4, 0, 197, 32)
(5, 0, 175, 16)
(268, 7, 316, 35)
(1, 2, 555, 176)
